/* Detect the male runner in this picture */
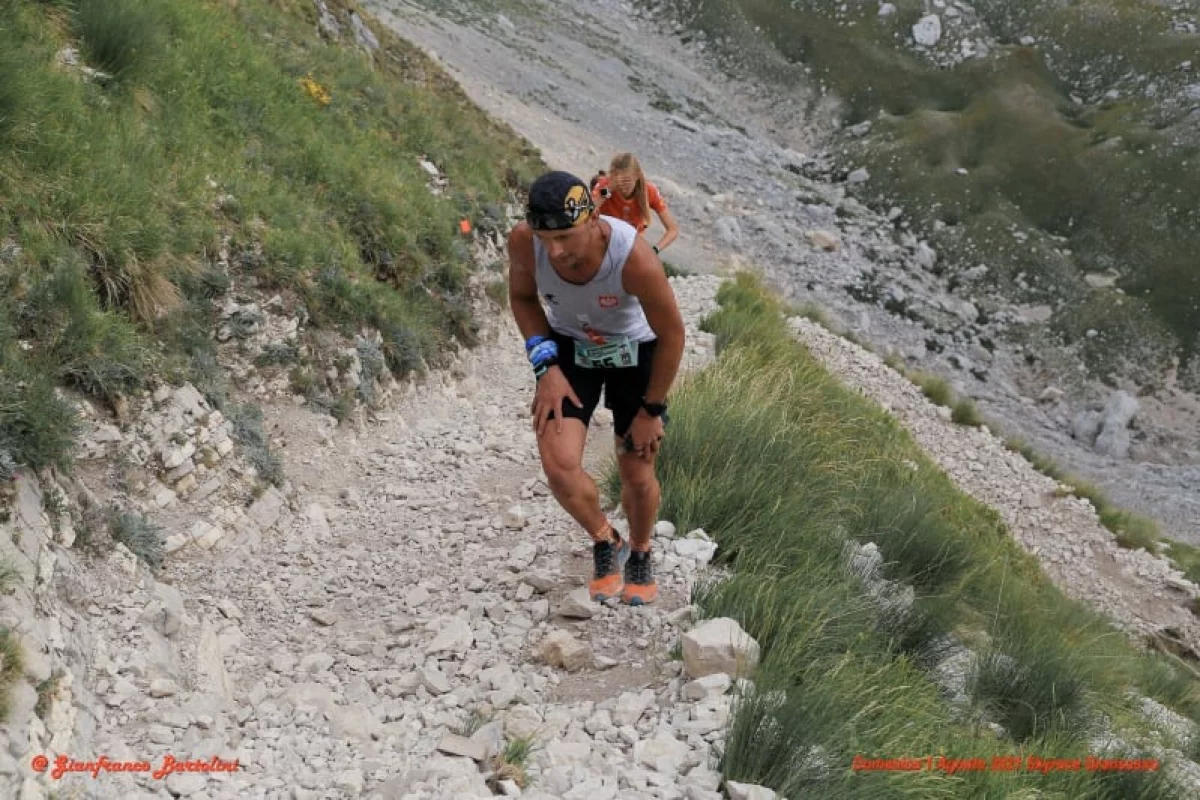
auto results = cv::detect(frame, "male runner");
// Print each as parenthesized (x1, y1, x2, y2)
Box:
(506, 171, 686, 605)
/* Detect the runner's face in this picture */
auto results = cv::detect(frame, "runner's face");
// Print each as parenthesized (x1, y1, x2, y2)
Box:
(535, 224, 591, 272)
(611, 170, 636, 197)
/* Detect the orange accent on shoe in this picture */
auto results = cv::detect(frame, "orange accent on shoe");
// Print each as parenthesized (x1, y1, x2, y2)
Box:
(621, 580, 658, 606)
(589, 572, 625, 603)
(590, 534, 629, 602)
(622, 548, 657, 605)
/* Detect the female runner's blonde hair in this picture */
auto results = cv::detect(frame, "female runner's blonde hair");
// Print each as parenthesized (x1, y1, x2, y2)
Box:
(609, 152, 652, 230)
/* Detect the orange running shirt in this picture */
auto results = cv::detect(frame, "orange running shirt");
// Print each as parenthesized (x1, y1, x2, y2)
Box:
(591, 177, 666, 233)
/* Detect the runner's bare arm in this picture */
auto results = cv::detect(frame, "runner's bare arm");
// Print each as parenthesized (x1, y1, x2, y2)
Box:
(622, 238, 685, 405)
(649, 186, 679, 253)
(653, 205, 680, 253)
(507, 223, 553, 341)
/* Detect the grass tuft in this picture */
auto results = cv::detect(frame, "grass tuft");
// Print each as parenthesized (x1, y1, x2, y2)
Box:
(453, 708, 490, 738)
(226, 403, 283, 487)
(0, 559, 20, 595)
(19, 258, 156, 406)
(789, 302, 830, 328)
(912, 373, 953, 408)
(0, 368, 80, 475)
(484, 276, 509, 310)
(661, 260, 691, 278)
(1103, 510, 1162, 553)
(73, 0, 166, 82)
(966, 631, 1093, 743)
(1004, 436, 1065, 481)
(891, 362, 986, 430)
(950, 398, 983, 427)
(34, 669, 65, 721)
(491, 734, 539, 790)
(1166, 541, 1200, 588)
(107, 509, 165, 570)
(0, 627, 25, 723)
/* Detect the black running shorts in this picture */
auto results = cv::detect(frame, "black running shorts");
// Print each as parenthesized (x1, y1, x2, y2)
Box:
(544, 331, 662, 439)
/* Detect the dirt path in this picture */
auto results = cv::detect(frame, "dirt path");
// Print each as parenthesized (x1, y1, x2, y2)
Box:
(51, 275, 728, 799)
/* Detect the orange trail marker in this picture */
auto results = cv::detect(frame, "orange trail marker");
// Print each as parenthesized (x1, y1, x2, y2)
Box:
(459, 219, 472, 235)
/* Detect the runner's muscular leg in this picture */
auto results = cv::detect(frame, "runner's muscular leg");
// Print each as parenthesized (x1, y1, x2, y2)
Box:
(607, 337, 662, 552)
(615, 443, 660, 551)
(537, 420, 611, 540)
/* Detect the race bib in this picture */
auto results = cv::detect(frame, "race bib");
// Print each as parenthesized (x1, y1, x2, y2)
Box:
(574, 336, 639, 369)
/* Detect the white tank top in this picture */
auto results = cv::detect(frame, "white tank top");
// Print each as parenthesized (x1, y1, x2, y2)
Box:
(533, 215, 656, 344)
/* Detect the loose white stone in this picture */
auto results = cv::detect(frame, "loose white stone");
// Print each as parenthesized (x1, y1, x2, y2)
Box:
(726, 781, 778, 800)
(912, 14, 942, 46)
(683, 618, 760, 679)
(558, 587, 597, 619)
(539, 630, 590, 672)
(683, 673, 732, 701)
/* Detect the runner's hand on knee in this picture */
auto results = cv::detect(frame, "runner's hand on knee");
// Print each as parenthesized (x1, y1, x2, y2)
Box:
(532, 368, 582, 436)
(628, 414, 663, 459)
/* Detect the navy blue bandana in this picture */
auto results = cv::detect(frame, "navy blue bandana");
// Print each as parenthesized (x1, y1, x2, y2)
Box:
(526, 171, 595, 230)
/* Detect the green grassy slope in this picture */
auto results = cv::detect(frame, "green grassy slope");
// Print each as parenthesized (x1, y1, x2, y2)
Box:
(606, 272, 1200, 798)
(0, 0, 545, 475)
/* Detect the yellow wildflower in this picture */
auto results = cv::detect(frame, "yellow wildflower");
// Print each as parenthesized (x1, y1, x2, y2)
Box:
(300, 75, 331, 107)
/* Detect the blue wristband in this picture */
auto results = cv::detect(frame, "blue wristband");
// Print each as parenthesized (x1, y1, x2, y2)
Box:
(528, 340, 558, 367)
(525, 335, 548, 353)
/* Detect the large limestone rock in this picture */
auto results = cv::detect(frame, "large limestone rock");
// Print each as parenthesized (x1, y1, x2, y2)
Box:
(557, 587, 597, 619)
(912, 15, 942, 46)
(1094, 390, 1139, 460)
(714, 217, 744, 250)
(539, 630, 590, 672)
(1073, 390, 1140, 459)
(682, 617, 760, 679)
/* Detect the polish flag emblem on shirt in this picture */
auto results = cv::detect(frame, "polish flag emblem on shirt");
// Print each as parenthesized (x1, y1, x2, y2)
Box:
(598, 295, 619, 309)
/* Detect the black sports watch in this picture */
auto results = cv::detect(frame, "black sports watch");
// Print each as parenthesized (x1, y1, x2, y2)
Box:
(641, 399, 668, 418)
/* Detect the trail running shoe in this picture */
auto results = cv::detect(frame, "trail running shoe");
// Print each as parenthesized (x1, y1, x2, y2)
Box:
(622, 549, 658, 606)
(590, 533, 630, 602)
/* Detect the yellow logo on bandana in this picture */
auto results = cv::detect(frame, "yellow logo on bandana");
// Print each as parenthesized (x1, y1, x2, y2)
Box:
(563, 185, 594, 226)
